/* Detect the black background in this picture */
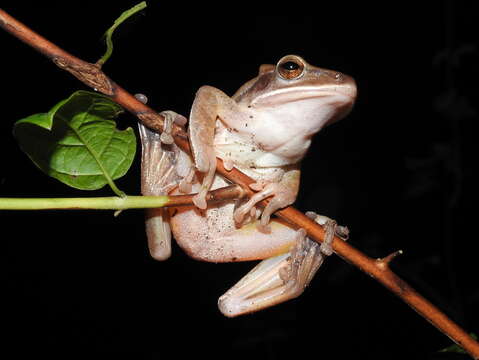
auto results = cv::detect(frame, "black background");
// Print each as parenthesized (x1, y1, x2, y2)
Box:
(1, 1, 478, 359)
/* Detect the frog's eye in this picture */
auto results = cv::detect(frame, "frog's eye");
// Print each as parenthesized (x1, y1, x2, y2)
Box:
(277, 56, 305, 80)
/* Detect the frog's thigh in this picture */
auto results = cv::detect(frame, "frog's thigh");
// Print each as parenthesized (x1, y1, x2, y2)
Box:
(171, 209, 297, 262)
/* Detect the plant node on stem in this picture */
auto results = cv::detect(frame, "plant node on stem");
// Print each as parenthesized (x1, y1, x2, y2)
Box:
(0, 8, 478, 358)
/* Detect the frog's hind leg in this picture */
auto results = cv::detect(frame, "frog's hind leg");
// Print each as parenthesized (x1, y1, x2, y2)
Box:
(218, 229, 330, 317)
(139, 123, 181, 261)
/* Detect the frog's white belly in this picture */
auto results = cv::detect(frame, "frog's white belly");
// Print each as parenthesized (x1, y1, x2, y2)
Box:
(168, 151, 297, 263)
(213, 121, 302, 168)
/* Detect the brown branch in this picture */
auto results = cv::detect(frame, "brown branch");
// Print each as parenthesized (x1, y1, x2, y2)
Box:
(1, 8, 478, 358)
(165, 185, 245, 207)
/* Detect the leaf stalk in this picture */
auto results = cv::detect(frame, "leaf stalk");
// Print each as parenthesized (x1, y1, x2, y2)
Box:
(0, 8, 478, 358)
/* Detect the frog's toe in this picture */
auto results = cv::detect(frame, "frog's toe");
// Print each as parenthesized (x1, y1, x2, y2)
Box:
(192, 192, 208, 210)
(280, 230, 325, 293)
(257, 184, 295, 227)
(134, 93, 148, 104)
(249, 182, 265, 191)
(306, 211, 349, 242)
(259, 193, 287, 226)
(178, 178, 192, 193)
(233, 204, 251, 225)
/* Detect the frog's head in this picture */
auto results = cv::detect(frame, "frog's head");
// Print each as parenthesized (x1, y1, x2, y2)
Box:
(234, 55, 357, 133)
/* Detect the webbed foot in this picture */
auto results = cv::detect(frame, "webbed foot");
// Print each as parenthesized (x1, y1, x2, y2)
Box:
(218, 229, 327, 317)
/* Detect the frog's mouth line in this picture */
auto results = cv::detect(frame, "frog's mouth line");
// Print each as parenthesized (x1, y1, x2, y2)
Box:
(251, 86, 356, 107)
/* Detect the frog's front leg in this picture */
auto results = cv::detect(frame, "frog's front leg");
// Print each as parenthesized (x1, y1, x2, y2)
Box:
(234, 168, 300, 232)
(188, 86, 248, 209)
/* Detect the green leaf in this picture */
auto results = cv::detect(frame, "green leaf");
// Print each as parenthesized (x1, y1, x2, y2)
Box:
(439, 333, 477, 354)
(13, 91, 136, 195)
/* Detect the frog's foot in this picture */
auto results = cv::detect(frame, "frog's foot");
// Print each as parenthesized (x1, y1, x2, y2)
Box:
(192, 185, 210, 209)
(218, 229, 326, 317)
(305, 211, 349, 257)
(178, 166, 195, 194)
(280, 229, 328, 290)
(138, 121, 182, 261)
(306, 212, 349, 240)
(234, 182, 296, 233)
(159, 110, 187, 145)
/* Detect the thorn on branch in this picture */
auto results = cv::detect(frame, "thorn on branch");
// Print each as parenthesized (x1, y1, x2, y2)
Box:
(3, 7, 479, 356)
(376, 249, 403, 269)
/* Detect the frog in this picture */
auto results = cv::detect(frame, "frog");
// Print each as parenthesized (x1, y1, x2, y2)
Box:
(138, 55, 356, 317)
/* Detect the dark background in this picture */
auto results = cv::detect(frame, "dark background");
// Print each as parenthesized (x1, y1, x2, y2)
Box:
(1, 1, 477, 359)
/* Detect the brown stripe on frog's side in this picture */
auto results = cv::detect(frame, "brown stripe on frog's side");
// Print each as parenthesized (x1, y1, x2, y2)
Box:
(233, 71, 275, 105)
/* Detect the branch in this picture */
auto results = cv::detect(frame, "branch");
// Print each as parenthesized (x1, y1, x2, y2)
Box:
(0, 185, 244, 210)
(1, 8, 478, 358)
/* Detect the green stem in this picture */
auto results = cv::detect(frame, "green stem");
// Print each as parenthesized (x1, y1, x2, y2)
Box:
(96, 1, 147, 67)
(0, 195, 168, 210)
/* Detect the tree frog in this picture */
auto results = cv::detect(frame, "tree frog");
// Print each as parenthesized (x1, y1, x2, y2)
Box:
(139, 55, 356, 317)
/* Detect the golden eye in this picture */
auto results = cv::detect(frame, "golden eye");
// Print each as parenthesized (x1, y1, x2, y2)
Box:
(277, 56, 305, 80)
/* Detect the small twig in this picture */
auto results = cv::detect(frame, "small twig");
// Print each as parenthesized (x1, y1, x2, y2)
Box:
(0, 195, 169, 210)
(0, 185, 244, 210)
(0, 8, 478, 358)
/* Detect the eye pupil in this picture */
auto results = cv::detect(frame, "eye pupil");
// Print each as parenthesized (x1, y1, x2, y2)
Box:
(277, 56, 305, 79)
(281, 61, 300, 71)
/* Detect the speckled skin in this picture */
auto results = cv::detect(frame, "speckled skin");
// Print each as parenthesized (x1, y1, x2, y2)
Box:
(171, 55, 356, 264)
(141, 55, 357, 316)
(170, 171, 298, 263)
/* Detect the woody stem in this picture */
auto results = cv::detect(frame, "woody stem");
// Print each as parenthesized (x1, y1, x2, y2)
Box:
(1, 8, 478, 358)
